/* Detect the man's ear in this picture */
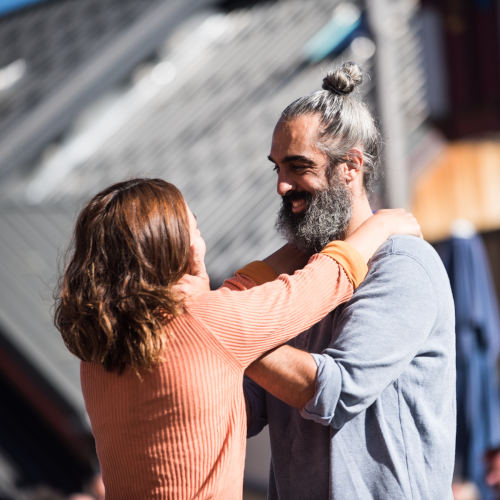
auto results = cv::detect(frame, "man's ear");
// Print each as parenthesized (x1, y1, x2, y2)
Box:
(339, 148, 364, 184)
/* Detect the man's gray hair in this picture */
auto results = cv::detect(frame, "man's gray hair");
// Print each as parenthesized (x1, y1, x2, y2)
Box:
(280, 62, 380, 191)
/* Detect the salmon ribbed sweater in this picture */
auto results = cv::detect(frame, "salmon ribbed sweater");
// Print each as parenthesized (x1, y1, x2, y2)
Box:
(81, 242, 367, 499)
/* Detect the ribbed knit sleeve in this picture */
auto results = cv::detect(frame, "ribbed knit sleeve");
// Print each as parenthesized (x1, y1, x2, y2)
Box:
(186, 251, 361, 368)
(80, 243, 367, 500)
(221, 261, 274, 291)
(321, 240, 368, 288)
(223, 241, 366, 291)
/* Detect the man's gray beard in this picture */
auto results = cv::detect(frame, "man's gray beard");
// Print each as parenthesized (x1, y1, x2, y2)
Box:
(276, 183, 352, 253)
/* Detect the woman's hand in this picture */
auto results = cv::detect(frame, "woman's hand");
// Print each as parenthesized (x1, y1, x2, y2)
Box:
(345, 209, 422, 263)
(174, 243, 210, 298)
(370, 208, 422, 239)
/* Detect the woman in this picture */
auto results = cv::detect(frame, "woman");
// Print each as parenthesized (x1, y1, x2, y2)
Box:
(55, 178, 419, 499)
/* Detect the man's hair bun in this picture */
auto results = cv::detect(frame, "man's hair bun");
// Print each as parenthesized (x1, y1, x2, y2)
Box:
(322, 61, 363, 96)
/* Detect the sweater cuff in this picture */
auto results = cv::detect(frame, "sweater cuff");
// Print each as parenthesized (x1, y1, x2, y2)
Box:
(235, 261, 278, 285)
(320, 241, 368, 288)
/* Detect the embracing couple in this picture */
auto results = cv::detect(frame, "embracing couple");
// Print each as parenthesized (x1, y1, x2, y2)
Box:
(56, 62, 455, 499)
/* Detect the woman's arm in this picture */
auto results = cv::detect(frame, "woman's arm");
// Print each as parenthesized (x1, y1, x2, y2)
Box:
(245, 210, 423, 407)
(263, 209, 421, 277)
(179, 209, 420, 295)
(187, 242, 363, 368)
(185, 209, 421, 368)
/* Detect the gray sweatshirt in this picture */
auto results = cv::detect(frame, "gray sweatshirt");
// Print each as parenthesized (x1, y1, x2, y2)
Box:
(245, 235, 456, 500)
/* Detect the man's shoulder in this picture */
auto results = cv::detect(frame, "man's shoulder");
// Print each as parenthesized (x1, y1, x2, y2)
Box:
(371, 235, 440, 267)
(355, 235, 453, 315)
(367, 235, 450, 288)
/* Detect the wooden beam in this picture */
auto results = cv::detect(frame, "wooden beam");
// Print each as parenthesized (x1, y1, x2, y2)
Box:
(411, 141, 500, 241)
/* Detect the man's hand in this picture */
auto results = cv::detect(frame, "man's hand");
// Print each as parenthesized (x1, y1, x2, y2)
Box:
(345, 209, 422, 263)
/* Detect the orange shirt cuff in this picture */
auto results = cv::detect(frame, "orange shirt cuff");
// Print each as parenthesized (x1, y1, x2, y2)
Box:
(235, 261, 278, 285)
(320, 240, 368, 288)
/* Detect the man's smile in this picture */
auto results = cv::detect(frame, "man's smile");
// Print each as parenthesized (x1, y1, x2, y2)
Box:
(291, 199, 307, 214)
(282, 191, 311, 215)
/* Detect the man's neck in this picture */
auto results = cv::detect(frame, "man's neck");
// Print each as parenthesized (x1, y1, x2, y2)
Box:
(345, 195, 373, 238)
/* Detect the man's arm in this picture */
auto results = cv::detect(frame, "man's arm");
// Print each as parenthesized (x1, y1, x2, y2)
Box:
(262, 243, 310, 275)
(243, 244, 316, 409)
(246, 346, 317, 409)
(247, 239, 450, 428)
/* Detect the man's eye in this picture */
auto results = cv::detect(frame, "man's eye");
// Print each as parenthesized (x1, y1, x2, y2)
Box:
(291, 165, 307, 173)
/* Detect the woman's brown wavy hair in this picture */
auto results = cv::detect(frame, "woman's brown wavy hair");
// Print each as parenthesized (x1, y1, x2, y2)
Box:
(54, 178, 191, 374)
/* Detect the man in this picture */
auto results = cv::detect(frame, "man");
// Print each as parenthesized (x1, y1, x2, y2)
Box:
(244, 62, 456, 499)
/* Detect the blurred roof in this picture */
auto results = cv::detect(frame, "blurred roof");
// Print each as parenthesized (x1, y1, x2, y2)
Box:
(0, 0, 213, 178)
(2, 0, 374, 283)
(0, 203, 81, 410)
(0, 0, 160, 143)
(0, 0, 373, 420)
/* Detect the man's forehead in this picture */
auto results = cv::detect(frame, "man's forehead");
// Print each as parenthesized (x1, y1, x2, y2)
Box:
(274, 114, 322, 139)
(270, 114, 324, 161)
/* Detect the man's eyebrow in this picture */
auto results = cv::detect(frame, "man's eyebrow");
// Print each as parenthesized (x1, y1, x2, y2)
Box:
(267, 154, 314, 165)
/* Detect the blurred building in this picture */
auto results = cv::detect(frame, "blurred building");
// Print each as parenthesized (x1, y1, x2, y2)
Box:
(0, 0, 499, 497)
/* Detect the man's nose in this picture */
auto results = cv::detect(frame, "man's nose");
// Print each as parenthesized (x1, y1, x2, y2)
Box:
(277, 171, 295, 196)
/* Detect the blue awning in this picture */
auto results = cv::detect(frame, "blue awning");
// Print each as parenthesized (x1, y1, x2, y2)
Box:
(303, 3, 362, 63)
(0, 0, 47, 16)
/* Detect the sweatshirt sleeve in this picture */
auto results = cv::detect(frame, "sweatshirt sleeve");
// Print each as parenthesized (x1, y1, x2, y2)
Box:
(244, 375, 268, 437)
(186, 241, 367, 368)
(300, 239, 444, 428)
